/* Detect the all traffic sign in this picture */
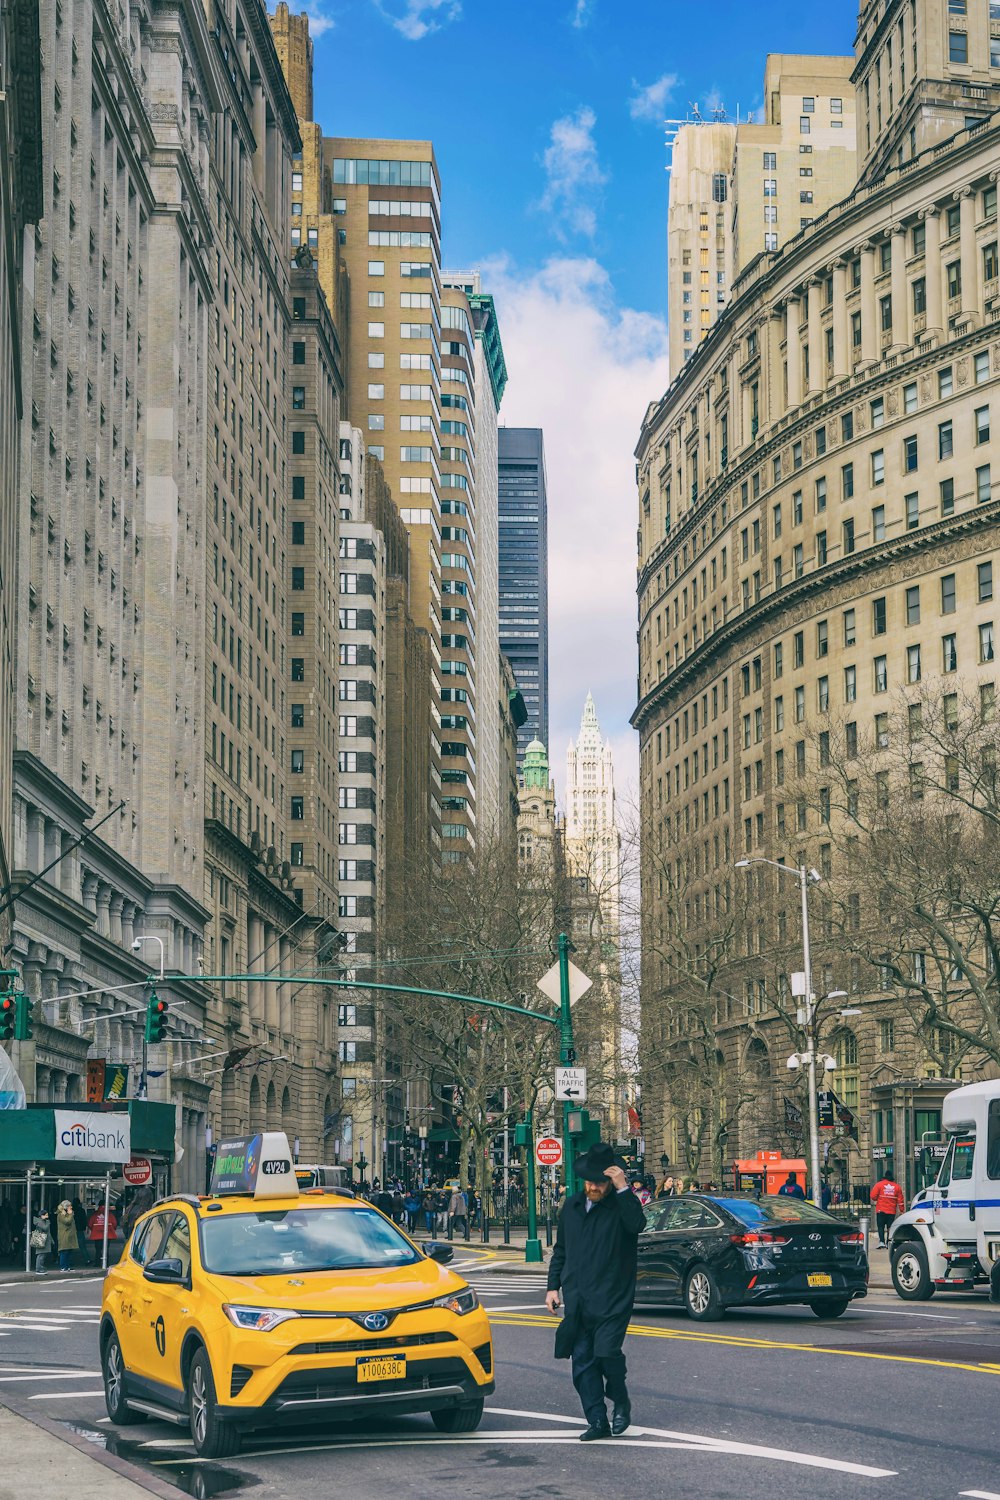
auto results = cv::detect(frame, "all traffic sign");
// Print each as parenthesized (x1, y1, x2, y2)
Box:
(554, 1065, 587, 1102)
(535, 1137, 563, 1167)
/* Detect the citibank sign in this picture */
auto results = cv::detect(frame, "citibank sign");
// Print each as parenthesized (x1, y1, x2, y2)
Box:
(53, 1110, 132, 1163)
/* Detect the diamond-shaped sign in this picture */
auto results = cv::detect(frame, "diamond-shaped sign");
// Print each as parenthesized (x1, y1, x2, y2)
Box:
(536, 960, 593, 1008)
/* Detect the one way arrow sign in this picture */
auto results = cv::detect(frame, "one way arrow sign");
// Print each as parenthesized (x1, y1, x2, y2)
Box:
(554, 1066, 587, 1102)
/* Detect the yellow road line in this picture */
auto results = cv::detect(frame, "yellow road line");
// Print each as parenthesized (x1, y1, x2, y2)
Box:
(489, 1314, 1000, 1378)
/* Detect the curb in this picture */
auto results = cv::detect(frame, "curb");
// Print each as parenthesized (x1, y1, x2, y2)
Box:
(0, 1268, 107, 1286)
(0, 1389, 182, 1499)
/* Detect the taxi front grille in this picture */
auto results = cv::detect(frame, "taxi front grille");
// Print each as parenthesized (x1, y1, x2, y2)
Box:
(271, 1356, 471, 1405)
(292, 1331, 455, 1356)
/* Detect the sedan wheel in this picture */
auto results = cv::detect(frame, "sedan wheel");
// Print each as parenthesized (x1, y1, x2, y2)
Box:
(810, 1299, 850, 1319)
(685, 1264, 724, 1321)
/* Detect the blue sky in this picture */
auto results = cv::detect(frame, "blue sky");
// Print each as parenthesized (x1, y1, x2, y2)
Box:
(306, 0, 858, 797)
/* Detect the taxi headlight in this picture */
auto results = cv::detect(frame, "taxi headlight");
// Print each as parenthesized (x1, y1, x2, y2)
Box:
(223, 1304, 301, 1332)
(431, 1287, 479, 1316)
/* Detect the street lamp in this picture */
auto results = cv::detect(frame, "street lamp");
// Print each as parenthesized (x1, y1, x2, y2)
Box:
(735, 856, 823, 1203)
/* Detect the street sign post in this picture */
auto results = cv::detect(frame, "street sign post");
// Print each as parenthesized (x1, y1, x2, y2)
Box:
(535, 1136, 563, 1167)
(537, 959, 592, 1008)
(554, 1066, 587, 1102)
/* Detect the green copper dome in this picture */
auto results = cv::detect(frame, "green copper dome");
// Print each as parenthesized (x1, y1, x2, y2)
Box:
(521, 738, 549, 789)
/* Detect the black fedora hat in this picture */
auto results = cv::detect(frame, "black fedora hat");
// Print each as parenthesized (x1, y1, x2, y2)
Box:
(574, 1141, 626, 1181)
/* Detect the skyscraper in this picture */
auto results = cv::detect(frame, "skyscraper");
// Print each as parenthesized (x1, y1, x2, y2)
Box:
(498, 427, 549, 767)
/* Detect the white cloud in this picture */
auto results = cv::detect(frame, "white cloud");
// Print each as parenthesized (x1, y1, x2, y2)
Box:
(373, 0, 461, 41)
(570, 0, 596, 26)
(302, 4, 335, 37)
(629, 72, 679, 124)
(538, 106, 606, 238)
(485, 256, 670, 801)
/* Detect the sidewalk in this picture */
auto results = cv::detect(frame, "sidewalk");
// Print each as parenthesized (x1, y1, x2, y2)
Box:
(0, 1396, 179, 1499)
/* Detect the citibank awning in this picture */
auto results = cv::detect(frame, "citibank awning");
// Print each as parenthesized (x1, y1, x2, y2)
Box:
(0, 1101, 176, 1169)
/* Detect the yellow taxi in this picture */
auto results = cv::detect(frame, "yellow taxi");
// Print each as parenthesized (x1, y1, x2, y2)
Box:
(99, 1132, 493, 1458)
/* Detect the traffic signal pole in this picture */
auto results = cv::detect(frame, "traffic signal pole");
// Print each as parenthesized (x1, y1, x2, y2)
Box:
(557, 933, 578, 1201)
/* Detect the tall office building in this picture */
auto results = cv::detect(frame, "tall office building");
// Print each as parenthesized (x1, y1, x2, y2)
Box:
(667, 122, 737, 378)
(0, 0, 41, 955)
(498, 427, 549, 767)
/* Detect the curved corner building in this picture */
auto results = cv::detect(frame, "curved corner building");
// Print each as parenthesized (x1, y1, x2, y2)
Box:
(635, 0, 1000, 1194)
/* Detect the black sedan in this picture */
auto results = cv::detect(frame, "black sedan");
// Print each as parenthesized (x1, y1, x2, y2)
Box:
(636, 1193, 868, 1320)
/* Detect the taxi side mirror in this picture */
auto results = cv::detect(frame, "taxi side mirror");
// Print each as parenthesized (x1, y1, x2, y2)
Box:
(426, 1241, 454, 1265)
(144, 1257, 188, 1286)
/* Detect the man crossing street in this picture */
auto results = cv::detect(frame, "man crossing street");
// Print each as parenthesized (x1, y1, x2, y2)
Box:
(545, 1141, 646, 1441)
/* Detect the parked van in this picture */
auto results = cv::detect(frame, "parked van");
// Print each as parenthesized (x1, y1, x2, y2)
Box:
(294, 1163, 354, 1195)
(889, 1079, 1000, 1298)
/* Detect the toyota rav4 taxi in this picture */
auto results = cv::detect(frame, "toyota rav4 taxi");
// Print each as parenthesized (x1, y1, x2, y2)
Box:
(99, 1132, 493, 1458)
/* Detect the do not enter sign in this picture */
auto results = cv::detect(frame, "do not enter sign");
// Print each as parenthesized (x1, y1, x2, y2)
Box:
(535, 1137, 563, 1167)
(123, 1156, 152, 1186)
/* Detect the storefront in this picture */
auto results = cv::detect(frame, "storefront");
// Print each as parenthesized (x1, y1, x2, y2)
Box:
(869, 1076, 957, 1202)
(0, 1101, 175, 1269)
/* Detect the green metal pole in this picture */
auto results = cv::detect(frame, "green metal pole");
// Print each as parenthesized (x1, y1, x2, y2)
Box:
(523, 1107, 542, 1263)
(558, 933, 577, 1200)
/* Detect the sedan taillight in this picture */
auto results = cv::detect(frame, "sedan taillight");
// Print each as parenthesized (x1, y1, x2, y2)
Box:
(838, 1231, 864, 1244)
(731, 1230, 791, 1246)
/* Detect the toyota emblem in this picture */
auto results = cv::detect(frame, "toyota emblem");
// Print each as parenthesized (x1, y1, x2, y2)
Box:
(362, 1311, 390, 1331)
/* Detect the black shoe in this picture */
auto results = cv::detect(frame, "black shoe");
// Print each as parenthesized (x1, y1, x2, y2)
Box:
(579, 1420, 611, 1442)
(611, 1401, 631, 1435)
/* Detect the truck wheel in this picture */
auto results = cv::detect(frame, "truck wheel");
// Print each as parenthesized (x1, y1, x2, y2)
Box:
(891, 1241, 934, 1300)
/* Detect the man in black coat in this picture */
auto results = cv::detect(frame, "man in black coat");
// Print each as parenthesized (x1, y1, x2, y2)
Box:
(545, 1141, 646, 1441)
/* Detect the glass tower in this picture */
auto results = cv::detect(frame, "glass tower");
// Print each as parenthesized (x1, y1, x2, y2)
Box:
(498, 427, 549, 767)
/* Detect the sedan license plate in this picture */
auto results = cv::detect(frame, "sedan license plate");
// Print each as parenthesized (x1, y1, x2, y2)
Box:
(357, 1355, 406, 1383)
(807, 1273, 833, 1288)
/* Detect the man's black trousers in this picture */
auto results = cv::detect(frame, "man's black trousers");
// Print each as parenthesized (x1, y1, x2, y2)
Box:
(571, 1314, 628, 1423)
(876, 1210, 894, 1244)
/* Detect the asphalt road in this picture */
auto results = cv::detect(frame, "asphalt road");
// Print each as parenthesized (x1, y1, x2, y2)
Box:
(2, 1256, 1000, 1500)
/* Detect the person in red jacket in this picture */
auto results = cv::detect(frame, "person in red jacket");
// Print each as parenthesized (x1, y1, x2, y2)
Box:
(870, 1168, 905, 1247)
(86, 1203, 119, 1264)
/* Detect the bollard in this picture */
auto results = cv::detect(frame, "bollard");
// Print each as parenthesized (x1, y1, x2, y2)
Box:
(481, 1211, 490, 1244)
(545, 1212, 553, 1248)
(464, 1215, 470, 1242)
(859, 1215, 870, 1259)
(447, 1216, 454, 1241)
(503, 1216, 511, 1245)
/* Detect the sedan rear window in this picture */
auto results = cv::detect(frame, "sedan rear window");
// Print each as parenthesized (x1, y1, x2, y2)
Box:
(714, 1196, 840, 1226)
(200, 1207, 422, 1275)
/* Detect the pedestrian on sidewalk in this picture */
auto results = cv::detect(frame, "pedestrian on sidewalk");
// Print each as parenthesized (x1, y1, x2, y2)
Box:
(86, 1203, 118, 1265)
(870, 1168, 905, 1246)
(778, 1172, 805, 1200)
(545, 1141, 645, 1442)
(448, 1185, 468, 1237)
(55, 1201, 79, 1271)
(30, 1209, 52, 1273)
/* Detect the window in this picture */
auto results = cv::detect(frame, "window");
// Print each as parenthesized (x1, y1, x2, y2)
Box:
(879, 293, 892, 331)
(912, 277, 927, 315)
(981, 623, 995, 663)
(817, 531, 828, 565)
(871, 398, 885, 430)
(815, 477, 827, 513)
(907, 644, 922, 683)
(818, 676, 830, 712)
(941, 574, 956, 614)
(291, 611, 305, 636)
(940, 478, 955, 516)
(842, 463, 854, 500)
(794, 631, 805, 668)
(843, 518, 855, 554)
(291, 567, 305, 591)
(872, 597, 887, 635)
(976, 406, 991, 445)
(874, 655, 888, 693)
(943, 633, 958, 672)
(367, 383, 384, 399)
(875, 712, 889, 748)
(872, 450, 885, 486)
(292, 386, 305, 410)
(368, 260, 385, 275)
(984, 243, 999, 282)
(979, 562, 993, 602)
(764, 178, 777, 197)
(845, 665, 857, 702)
(903, 435, 918, 473)
(290, 842, 304, 867)
(851, 311, 862, 347)
(800, 116, 811, 134)
(978, 463, 992, 503)
(291, 658, 305, 681)
(906, 585, 921, 624)
(290, 748, 304, 773)
(795, 686, 806, 722)
(947, 261, 961, 299)
(939, 421, 954, 459)
(872, 504, 886, 541)
(949, 29, 968, 63)
(763, 151, 777, 170)
(291, 703, 305, 728)
(912, 222, 926, 256)
(290, 796, 304, 820)
(905, 492, 920, 530)
(843, 609, 856, 646)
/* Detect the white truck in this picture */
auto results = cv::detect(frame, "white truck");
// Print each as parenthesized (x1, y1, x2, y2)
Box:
(889, 1078, 1000, 1299)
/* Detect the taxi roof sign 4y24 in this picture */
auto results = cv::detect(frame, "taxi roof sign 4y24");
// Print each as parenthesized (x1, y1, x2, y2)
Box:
(210, 1131, 300, 1199)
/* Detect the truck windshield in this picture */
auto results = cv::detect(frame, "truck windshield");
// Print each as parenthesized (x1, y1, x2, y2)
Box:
(200, 1207, 421, 1275)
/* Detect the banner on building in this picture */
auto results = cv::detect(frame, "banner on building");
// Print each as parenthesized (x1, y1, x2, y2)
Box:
(53, 1110, 131, 1163)
(86, 1060, 106, 1104)
(103, 1064, 129, 1101)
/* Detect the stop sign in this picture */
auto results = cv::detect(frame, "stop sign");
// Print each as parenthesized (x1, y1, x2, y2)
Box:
(535, 1136, 563, 1167)
(123, 1156, 152, 1186)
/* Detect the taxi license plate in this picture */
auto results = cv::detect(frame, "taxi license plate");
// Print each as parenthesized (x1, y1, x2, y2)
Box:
(357, 1355, 406, 1383)
(807, 1273, 833, 1288)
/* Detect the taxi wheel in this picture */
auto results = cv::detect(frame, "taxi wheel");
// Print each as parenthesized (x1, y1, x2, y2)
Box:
(430, 1400, 485, 1433)
(102, 1330, 147, 1425)
(187, 1347, 241, 1460)
(809, 1299, 850, 1318)
(685, 1264, 724, 1321)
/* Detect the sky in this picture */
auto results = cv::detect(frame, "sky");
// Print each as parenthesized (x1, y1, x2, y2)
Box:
(306, 0, 857, 802)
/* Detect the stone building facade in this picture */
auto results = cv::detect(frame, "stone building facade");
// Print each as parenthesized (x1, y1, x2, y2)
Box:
(636, 0, 1000, 1198)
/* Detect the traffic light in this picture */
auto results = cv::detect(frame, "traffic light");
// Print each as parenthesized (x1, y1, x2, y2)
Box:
(144, 992, 168, 1043)
(0, 994, 15, 1042)
(14, 993, 33, 1041)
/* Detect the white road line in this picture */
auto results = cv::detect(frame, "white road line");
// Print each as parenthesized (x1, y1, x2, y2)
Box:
(0, 1323, 72, 1332)
(960, 1491, 1000, 1498)
(0, 1372, 105, 1382)
(478, 1302, 546, 1312)
(28, 1390, 105, 1401)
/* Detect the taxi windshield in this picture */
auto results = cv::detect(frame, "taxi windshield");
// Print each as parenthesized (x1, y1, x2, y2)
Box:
(200, 1207, 421, 1275)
